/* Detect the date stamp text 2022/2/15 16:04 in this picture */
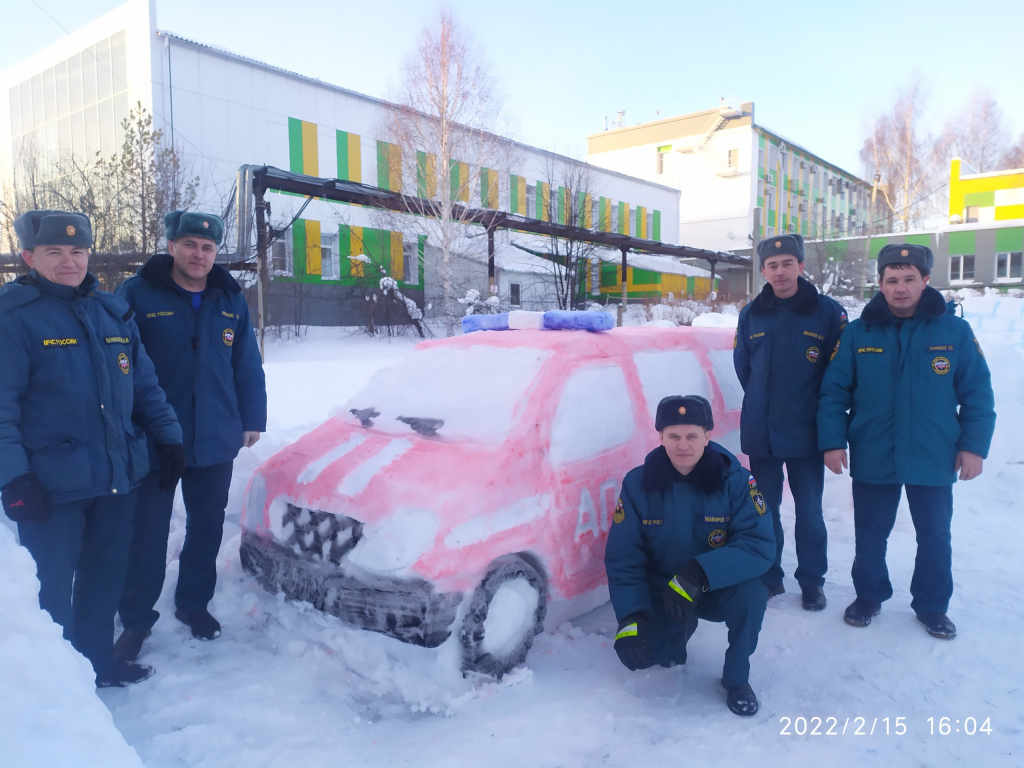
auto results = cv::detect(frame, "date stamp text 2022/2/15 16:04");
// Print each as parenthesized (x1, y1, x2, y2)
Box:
(778, 716, 994, 737)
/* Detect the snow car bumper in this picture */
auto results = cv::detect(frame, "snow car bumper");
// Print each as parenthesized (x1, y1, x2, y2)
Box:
(240, 530, 463, 648)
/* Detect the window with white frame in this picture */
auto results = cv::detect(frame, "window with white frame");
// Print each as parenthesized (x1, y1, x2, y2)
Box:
(320, 232, 339, 280)
(727, 148, 739, 169)
(996, 251, 1023, 281)
(271, 229, 293, 275)
(950, 254, 976, 282)
(509, 282, 522, 307)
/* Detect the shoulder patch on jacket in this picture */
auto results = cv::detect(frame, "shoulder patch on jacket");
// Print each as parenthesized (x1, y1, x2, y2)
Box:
(973, 336, 985, 358)
(830, 339, 840, 361)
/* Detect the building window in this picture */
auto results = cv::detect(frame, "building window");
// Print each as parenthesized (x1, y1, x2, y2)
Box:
(271, 231, 293, 276)
(996, 252, 1023, 280)
(509, 282, 522, 307)
(727, 148, 738, 169)
(965, 206, 979, 223)
(950, 254, 976, 282)
(767, 226, 775, 237)
(321, 232, 339, 280)
(758, 148, 765, 169)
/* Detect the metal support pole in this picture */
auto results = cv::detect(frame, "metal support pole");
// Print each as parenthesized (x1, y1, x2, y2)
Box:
(487, 226, 496, 296)
(254, 183, 269, 361)
(708, 257, 717, 301)
(617, 245, 629, 327)
(867, 172, 880, 297)
(751, 207, 762, 298)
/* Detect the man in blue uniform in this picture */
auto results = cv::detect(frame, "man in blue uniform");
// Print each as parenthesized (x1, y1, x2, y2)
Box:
(734, 234, 847, 610)
(0, 210, 184, 687)
(605, 396, 775, 716)
(114, 210, 267, 661)
(818, 244, 995, 639)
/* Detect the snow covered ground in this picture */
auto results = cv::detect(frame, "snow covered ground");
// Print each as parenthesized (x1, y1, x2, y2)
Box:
(4, 314, 1024, 768)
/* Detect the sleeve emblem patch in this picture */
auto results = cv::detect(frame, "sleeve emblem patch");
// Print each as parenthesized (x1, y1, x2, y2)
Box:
(830, 339, 840, 361)
(613, 499, 625, 525)
(973, 336, 985, 358)
(749, 489, 767, 516)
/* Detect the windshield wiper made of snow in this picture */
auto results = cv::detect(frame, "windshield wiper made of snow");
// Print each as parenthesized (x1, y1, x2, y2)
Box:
(397, 416, 444, 437)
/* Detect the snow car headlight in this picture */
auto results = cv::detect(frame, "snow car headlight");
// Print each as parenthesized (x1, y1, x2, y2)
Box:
(345, 508, 440, 572)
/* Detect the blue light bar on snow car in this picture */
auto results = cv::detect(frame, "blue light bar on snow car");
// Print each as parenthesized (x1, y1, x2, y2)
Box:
(462, 310, 616, 334)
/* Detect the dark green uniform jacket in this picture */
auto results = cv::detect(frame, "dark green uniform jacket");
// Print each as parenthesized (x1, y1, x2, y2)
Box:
(116, 255, 267, 468)
(604, 442, 775, 622)
(734, 277, 847, 457)
(0, 272, 182, 503)
(817, 286, 996, 486)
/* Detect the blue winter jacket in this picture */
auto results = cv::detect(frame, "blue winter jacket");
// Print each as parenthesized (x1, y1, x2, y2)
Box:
(116, 255, 267, 468)
(604, 442, 775, 623)
(0, 272, 182, 504)
(734, 277, 847, 458)
(817, 286, 996, 486)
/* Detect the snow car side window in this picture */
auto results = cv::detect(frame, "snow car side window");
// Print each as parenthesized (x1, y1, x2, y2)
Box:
(549, 365, 634, 467)
(632, 350, 711, 424)
(707, 349, 745, 410)
(346, 346, 550, 443)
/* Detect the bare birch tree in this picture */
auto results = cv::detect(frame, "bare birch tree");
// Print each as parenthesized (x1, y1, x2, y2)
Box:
(942, 89, 1010, 173)
(384, 11, 507, 336)
(1000, 132, 1024, 170)
(860, 78, 946, 231)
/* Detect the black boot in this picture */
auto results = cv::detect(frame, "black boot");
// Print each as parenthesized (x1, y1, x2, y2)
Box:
(96, 660, 154, 688)
(916, 612, 956, 639)
(721, 680, 759, 716)
(844, 598, 881, 627)
(175, 609, 221, 640)
(113, 628, 151, 663)
(801, 586, 827, 611)
(766, 582, 785, 599)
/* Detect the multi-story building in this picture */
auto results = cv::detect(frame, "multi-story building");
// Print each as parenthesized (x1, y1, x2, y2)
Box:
(1, 0, 687, 324)
(948, 158, 1024, 225)
(586, 101, 872, 255)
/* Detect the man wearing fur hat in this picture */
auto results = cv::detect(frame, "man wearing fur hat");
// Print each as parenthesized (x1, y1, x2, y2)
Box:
(113, 211, 267, 662)
(604, 396, 775, 716)
(734, 234, 847, 610)
(0, 210, 184, 687)
(818, 244, 995, 638)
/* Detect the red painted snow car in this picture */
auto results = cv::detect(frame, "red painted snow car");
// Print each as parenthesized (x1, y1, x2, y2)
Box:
(240, 325, 744, 675)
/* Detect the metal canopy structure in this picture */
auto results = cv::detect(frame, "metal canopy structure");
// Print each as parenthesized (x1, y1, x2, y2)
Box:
(232, 164, 751, 352)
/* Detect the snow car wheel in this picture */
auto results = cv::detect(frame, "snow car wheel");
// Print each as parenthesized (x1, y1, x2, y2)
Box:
(459, 553, 548, 678)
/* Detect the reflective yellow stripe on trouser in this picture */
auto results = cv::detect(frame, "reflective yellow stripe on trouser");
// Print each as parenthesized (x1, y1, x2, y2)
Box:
(614, 623, 638, 641)
(668, 576, 695, 602)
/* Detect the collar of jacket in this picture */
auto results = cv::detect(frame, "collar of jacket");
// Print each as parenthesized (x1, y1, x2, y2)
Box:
(641, 443, 729, 493)
(139, 253, 241, 295)
(749, 276, 819, 315)
(860, 285, 948, 328)
(20, 270, 99, 301)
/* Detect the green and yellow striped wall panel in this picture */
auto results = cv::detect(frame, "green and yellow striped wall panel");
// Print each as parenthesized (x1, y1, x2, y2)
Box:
(289, 118, 319, 176)
(337, 131, 361, 182)
(376, 141, 402, 192)
(450, 160, 470, 203)
(341, 225, 366, 278)
(536, 181, 550, 221)
(417, 151, 437, 198)
(637, 206, 648, 239)
(948, 231, 974, 256)
(480, 168, 499, 208)
(995, 227, 1024, 252)
(599, 197, 612, 232)
(652, 210, 661, 241)
(577, 192, 593, 228)
(618, 202, 630, 235)
(291, 219, 322, 277)
(509, 174, 527, 215)
(556, 186, 566, 225)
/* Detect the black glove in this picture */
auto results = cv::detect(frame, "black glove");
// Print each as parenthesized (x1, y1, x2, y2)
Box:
(613, 613, 651, 671)
(663, 559, 710, 622)
(156, 444, 187, 492)
(2, 473, 51, 524)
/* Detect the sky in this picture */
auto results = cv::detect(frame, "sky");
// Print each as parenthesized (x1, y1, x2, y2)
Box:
(2, 0, 1023, 176)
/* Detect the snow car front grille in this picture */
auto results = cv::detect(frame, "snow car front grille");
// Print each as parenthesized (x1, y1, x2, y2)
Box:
(281, 503, 363, 565)
(240, 531, 462, 648)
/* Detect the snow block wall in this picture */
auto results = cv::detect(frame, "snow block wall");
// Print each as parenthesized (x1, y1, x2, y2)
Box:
(959, 296, 1024, 355)
(0, 526, 144, 768)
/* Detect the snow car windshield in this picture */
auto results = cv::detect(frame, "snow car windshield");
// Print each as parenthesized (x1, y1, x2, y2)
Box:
(345, 345, 551, 443)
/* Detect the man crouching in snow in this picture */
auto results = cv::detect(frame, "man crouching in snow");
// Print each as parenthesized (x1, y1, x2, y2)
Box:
(604, 395, 775, 716)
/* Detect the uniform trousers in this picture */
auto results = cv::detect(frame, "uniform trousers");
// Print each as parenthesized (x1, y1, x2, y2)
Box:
(18, 492, 136, 676)
(851, 480, 954, 615)
(636, 578, 768, 688)
(749, 455, 827, 589)
(118, 461, 233, 630)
